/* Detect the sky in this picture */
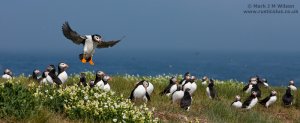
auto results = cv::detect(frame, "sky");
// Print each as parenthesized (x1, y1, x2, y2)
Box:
(0, 0, 300, 55)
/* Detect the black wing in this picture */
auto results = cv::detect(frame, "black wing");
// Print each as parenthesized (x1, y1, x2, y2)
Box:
(242, 97, 252, 108)
(259, 96, 270, 105)
(159, 84, 173, 96)
(62, 21, 87, 45)
(97, 40, 121, 48)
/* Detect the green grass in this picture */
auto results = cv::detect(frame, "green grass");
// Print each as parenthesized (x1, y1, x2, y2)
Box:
(1, 73, 300, 123)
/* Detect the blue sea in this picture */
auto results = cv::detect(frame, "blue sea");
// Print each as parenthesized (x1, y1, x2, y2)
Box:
(1, 50, 300, 86)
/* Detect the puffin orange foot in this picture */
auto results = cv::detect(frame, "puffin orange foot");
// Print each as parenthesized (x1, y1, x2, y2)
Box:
(89, 60, 94, 65)
(81, 58, 87, 63)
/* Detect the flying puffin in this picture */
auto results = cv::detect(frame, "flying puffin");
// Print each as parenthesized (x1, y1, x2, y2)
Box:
(206, 79, 217, 99)
(288, 80, 297, 91)
(46, 65, 62, 85)
(242, 91, 258, 109)
(282, 87, 293, 106)
(201, 76, 209, 85)
(171, 86, 184, 104)
(179, 72, 191, 86)
(93, 71, 105, 88)
(78, 73, 87, 87)
(160, 77, 178, 96)
(58, 62, 69, 84)
(30, 69, 41, 81)
(231, 95, 242, 108)
(62, 22, 123, 65)
(100, 75, 111, 92)
(259, 90, 277, 108)
(2, 69, 13, 79)
(180, 88, 192, 111)
(129, 80, 151, 102)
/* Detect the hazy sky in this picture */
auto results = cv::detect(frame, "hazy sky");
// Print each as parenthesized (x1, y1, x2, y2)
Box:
(1, 0, 299, 54)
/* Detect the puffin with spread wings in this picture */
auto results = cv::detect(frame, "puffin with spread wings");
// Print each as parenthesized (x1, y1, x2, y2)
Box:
(62, 21, 123, 65)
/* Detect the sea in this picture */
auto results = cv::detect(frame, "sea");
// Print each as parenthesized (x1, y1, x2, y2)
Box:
(1, 50, 299, 86)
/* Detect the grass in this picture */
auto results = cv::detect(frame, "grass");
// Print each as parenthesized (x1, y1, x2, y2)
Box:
(1, 73, 300, 123)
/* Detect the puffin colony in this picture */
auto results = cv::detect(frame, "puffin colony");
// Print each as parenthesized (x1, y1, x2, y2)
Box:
(1, 22, 298, 112)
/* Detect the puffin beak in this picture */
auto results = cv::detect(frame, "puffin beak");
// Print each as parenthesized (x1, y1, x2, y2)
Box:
(109, 78, 112, 81)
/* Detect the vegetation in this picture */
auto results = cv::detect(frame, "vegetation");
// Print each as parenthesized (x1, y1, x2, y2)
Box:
(0, 73, 299, 123)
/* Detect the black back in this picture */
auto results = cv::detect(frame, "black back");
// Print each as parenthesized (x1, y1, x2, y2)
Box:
(208, 80, 217, 99)
(48, 65, 62, 85)
(259, 94, 271, 105)
(180, 90, 192, 110)
(78, 76, 87, 87)
(160, 79, 176, 96)
(251, 84, 261, 98)
(242, 94, 256, 108)
(129, 80, 146, 101)
(282, 87, 293, 105)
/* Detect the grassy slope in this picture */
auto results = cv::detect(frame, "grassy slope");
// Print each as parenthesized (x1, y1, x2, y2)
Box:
(1, 74, 300, 123)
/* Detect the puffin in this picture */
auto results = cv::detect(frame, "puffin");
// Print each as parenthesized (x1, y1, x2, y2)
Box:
(57, 62, 69, 84)
(160, 77, 178, 96)
(29, 69, 41, 81)
(38, 71, 49, 84)
(201, 76, 209, 85)
(100, 75, 111, 92)
(62, 21, 122, 65)
(171, 86, 184, 104)
(46, 65, 62, 85)
(93, 71, 105, 88)
(129, 80, 151, 102)
(231, 95, 242, 108)
(242, 91, 258, 109)
(259, 90, 277, 108)
(251, 84, 261, 98)
(179, 72, 191, 86)
(288, 80, 297, 91)
(146, 81, 154, 95)
(282, 87, 293, 106)
(2, 69, 13, 79)
(78, 73, 87, 87)
(243, 78, 255, 93)
(180, 88, 192, 111)
(206, 79, 217, 99)
(189, 76, 197, 95)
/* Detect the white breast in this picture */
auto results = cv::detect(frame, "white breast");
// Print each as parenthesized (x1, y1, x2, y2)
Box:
(247, 98, 258, 109)
(183, 82, 192, 91)
(102, 84, 110, 92)
(266, 96, 277, 107)
(169, 84, 178, 94)
(83, 35, 96, 58)
(2, 74, 12, 79)
(172, 90, 184, 103)
(190, 83, 197, 95)
(202, 81, 207, 85)
(133, 85, 147, 99)
(232, 101, 242, 108)
(147, 82, 154, 95)
(245, 85, 253, 93)
(41, 78, 47, 83)
(58, 71, 68, 83)
(95, 80, 104, 87)
(46, 75, 53, 84)
(289, 85, 297, 91)
(206, 87, 211, 99)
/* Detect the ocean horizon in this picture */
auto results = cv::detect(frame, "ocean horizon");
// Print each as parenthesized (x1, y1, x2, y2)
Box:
(1, 50, 300, 86)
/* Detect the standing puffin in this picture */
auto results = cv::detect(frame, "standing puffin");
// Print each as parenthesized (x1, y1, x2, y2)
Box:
(30, 69, 41, 81)
(171, 86, 184, 104)
(231, 95, 242, 108)
(58, 62, 69, 84)
(129, 80, 151, 102)
(160, 77, 178, 96)
(179, 72, 191, 86)
(189, 76, 197, 95)
(2, 69, 13, 79)
(78, 73, 87, 87)
(93, 71, 105, 88)
(206, 79, 217, 99)
(259, 90, 277, 108)
(46, 65, 62, 85)
(38, 71, 49, 84)
(282, 87, 293, 106)
(101, 75, 111, 92)
(180, 88, 192, 111)
(62, 22, 122, 65)
(288, 80, 297, 91)
(242, 91, 258, 109)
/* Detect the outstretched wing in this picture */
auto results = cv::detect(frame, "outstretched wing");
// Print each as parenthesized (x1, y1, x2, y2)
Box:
(97, 40, 121, 48)
(62, 21, 87, 45)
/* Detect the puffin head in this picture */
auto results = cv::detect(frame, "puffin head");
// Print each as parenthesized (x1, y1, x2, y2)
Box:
(190, 76, 196, 81)
(103, 75, 111, 81)
(202, 76, 208, 82)
(59, 62, 69, 71)
(80, 72, 86, 78)
(235, 95, 241, 101)
(250, 77, 257, 85)
(33, 69, 41, 76)
(96, 71, 105, 78)
(92, 34, 102, 43)
(170, 77, 177, 84)
(289, 80, 295, 86)
(46, 65, 56, 72)
(251, 91, 257, 97)
(271, 90, 277, 96)
(142, 80, 149, 90)
(4, 69, 12, 76)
